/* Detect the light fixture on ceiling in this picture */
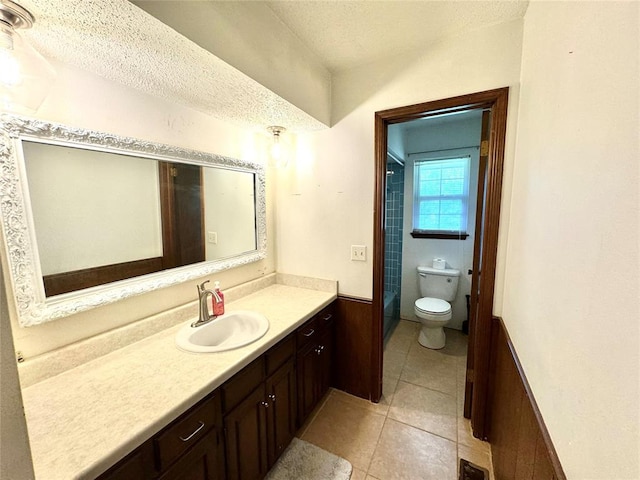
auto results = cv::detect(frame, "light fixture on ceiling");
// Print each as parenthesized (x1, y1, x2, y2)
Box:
(267, 126, 287, 167)
(0, 0, 55, 114)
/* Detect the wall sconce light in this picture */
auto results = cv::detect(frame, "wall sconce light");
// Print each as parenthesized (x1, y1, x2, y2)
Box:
(267, 126, 287, 168)
(0, 0, 55, 114)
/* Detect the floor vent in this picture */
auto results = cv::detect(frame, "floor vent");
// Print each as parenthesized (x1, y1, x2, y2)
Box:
(459, 458, 489, 480)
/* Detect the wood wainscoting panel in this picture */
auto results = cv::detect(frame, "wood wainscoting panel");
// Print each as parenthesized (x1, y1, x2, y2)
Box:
(334, 296, 374, 400)
(489, 317, 566, 480)
(43, 257, 164, 297)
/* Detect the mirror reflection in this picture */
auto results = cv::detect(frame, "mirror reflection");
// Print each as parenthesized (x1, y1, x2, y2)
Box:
(0, 115, 266, 326)
(23, 141, 257, 297)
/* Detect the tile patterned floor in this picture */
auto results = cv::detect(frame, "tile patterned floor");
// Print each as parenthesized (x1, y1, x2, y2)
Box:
(298, 320, 495, 480)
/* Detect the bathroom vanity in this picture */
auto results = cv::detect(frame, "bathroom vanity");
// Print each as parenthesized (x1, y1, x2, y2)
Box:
(19, 278, 337, 480)
(2, 116, 341, 479)
(0, 115, 343, 479)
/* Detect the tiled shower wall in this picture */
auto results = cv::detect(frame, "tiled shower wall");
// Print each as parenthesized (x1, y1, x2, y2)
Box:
(384, 161, 405, 316)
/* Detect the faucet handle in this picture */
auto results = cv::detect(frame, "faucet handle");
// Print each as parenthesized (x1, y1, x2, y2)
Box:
(198, 280, 210, 292)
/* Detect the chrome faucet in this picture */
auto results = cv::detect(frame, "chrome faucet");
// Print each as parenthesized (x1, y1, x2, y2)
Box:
(192, 280, 222, 328)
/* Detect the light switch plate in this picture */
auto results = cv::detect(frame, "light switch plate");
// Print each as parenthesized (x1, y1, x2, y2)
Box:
(351, 245, 366, 261)
(207, 231, 218, 244)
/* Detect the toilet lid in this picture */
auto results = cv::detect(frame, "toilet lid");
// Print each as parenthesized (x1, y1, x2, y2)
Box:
(415, 297, 451, 315)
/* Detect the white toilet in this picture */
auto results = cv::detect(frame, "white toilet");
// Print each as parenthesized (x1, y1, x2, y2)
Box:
(414, 265, 460, 349)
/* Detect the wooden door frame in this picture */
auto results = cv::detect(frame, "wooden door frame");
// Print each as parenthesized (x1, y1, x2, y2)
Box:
(372, 87, 509, 440)
(464, 109, 491, 419)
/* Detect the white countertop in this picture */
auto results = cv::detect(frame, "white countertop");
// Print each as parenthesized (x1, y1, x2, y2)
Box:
(21, 283, 336, 480)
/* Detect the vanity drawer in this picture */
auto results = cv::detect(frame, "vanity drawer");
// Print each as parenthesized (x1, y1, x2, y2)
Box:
(265, 334, 295, 376)
(222, 356, 266, 413)
(297, 305, 334, 350)
(296, 317, 318, 349)
(97, 442, 154, 479)
(154, 393, 220, 472)
(317, 305, 335, 328)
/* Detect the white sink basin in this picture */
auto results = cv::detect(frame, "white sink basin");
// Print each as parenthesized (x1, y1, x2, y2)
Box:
(175, 310, 270, 353)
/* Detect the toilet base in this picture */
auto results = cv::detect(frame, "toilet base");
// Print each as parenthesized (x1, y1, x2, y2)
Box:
(418, 326, 446, 350)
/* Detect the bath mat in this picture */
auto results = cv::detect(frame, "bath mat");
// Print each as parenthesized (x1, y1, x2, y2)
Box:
(265, 438, 353, 480)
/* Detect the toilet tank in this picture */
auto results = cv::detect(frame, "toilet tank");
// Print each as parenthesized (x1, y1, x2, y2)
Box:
(417, 266, 460, 301)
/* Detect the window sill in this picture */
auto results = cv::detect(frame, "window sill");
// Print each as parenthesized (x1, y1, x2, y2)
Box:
(410, 231, 469, 240)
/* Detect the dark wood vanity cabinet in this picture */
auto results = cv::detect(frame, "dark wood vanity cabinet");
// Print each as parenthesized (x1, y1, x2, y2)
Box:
(157, 430, 222, 480)
(97, 393, 224, 480)
(296, 304, 335, 426)
(224, 384, 269, 480)
(98, 301, 335, 480)
(154, 394, 225, 480)
(96, 443, 155, 480)
(265, 358, 297, 465)
(223, 335, 297, 480)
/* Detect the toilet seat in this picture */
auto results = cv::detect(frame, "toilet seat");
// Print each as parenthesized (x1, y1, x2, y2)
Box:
(414, 297, 451, 316)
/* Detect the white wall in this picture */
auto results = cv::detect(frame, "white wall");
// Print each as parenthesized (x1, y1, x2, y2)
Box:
(6, 60, 276, 358)
(399, 114, 482, 328)
(0, 237, 35, 479)
(387, 124, 405, 160)
(503, 2, 639, 478)
(276, 19, 524, 305)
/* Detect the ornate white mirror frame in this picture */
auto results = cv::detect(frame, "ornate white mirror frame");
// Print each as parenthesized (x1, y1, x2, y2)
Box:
(0, 115, 267, 327)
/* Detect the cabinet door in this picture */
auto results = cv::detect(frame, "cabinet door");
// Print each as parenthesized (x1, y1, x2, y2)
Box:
(317, 328, 334, 399)
(224, 385, 269, 480)
(265, 359, 296, 467)
(158, 430, 223, 480)
(296, 343, 319, 426)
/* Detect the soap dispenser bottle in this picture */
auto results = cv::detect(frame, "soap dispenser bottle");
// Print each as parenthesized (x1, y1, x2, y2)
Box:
(212, 281, 225, 316)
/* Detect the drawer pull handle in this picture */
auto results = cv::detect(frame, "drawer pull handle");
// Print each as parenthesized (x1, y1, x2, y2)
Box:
(302, 329, 315, 337)
(322, 314, 333, 321)
(260, 401, 270, 408)
(268, 393, 276, 402)
(179, 421, 205, 442)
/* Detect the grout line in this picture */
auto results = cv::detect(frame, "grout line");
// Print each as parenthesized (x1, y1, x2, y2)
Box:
(364, 414, 389, 476)
(372, 325, 473, 477)
(384, 416, 457, 444)
(394, 377, 458, 399)
(329, 391, 387, 419)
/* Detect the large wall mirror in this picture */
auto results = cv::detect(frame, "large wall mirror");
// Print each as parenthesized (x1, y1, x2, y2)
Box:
(0, 116, 266, 327)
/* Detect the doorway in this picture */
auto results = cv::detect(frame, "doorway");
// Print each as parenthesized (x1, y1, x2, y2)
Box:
(372, 88, 509, 440)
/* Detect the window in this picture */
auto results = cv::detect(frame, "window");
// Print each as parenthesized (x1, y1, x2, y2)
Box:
(411, 156, 470, 239)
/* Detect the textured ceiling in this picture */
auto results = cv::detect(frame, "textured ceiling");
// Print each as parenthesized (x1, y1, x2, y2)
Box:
(18, 0, 327, 131)
(266, 1, 529, 72)
(15, 1, 528, 131)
